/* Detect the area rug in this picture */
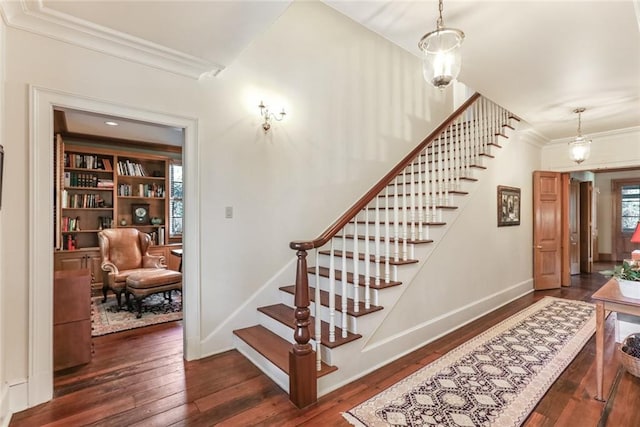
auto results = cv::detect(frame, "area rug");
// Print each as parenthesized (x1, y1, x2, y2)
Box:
(91, 292, 182, 336)
(343, 297, 595, 427)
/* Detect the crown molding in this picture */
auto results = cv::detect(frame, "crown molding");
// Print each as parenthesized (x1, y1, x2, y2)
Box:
(545, 125, 640, 147)
(0, 0, 223, 79)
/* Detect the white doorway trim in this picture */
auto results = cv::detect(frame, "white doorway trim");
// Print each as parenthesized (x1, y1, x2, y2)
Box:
(28, 86, 201, 407)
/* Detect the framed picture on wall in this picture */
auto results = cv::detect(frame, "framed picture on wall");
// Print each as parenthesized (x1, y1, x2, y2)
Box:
(497, 185, 520, 226)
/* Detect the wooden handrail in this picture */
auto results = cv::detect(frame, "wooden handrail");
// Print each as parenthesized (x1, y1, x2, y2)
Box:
(290, 92, 481, 251)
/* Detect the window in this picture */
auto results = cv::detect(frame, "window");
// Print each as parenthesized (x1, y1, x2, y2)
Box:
(621, 184, 640, 232)
(170, 163, 183, 237)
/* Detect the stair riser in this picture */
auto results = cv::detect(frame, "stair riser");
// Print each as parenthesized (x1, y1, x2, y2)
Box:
(347, 221, 450, 240)
(257, 310, 320, 351)
(396, 163, 480, 178)
(376, 193, 466, 206)
(309, 272, 385, 301)
(357, 207, 456, 224)
(233, 336, 290, 394)
(280, 292, 360, 332)
(328, 237, 419, 262)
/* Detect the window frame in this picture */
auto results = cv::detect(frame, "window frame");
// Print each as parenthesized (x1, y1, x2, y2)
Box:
(169, 161, 183, 238)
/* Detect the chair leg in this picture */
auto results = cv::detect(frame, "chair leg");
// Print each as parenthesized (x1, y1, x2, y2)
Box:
(126, 291, 132, 311)
(102, 286, 108, 303)
(135, 297, 144, 319)
(116, 291, 123, 308)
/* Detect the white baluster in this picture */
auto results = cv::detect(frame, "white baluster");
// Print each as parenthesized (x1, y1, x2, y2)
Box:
(384, 186, 390, 283)
(374, 197, 381, 286)
(353, 212, 359, 313)
(329, 239, 336, 343)
(402, 170, 408, 260)
(394, 176, 400, 262)
(417, 151, 424, 240)
(410, 161, 416, 241)
(341, 233, 348, 338)
(364, 208, 371, 309)
(315, 250, 321, 371)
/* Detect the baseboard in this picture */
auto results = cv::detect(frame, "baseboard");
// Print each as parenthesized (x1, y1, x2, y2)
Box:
(0, 383, 10, 427)
(318, 279, 534, 396)
(598, 253, 613, 262)
(8, 380, 27, 415)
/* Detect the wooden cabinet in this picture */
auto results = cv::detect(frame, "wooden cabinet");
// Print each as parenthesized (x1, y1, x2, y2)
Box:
(55, 139, 172, 252)
(147, 244, 182, 271)
(54, 249, 103, 289)
(54, 269, 92, 371)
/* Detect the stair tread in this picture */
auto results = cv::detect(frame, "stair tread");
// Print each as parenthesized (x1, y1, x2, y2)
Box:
(280, 285, 384, 317)
(258, 303, 362, 349)
(318, 250, 419, 266)
(234, 325, 337, 378)
(339, 234, 434, 245)
(308, 266, 404, 289)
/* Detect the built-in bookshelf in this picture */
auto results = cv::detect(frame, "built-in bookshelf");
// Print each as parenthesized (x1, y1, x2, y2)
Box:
(55, 139, 171, 252)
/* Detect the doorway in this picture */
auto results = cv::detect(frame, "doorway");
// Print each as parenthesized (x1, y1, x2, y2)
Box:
(28, 87, 201, 408)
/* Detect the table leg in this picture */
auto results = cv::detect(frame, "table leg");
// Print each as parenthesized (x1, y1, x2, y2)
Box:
(595, 301, 605, 401)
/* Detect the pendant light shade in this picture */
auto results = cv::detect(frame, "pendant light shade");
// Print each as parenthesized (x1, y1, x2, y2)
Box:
(418, 0, 464, 89)
(568, 108, 592, 164)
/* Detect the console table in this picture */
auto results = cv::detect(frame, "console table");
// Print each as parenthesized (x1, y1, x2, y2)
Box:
(592, 278, 640, 401)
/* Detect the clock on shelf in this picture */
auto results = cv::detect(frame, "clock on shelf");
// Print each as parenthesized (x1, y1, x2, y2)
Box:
(131, 203, 150, 225)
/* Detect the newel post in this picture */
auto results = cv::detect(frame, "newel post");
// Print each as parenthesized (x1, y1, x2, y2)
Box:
(289, 243, 317, 408)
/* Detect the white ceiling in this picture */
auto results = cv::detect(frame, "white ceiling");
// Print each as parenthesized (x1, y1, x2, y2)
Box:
(2, 0, 639, 144)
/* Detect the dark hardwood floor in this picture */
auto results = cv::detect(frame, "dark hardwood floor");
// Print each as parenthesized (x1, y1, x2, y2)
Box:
(10, 265, 640, 426)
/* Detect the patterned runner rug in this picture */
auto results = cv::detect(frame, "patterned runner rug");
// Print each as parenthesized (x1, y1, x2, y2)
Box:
(344, 297, 595, 427)
(91, 292, 182, 336)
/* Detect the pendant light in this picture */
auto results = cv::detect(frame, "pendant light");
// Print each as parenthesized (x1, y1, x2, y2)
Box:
(418, 0, 464, 89)
(568, 108, 592, 164)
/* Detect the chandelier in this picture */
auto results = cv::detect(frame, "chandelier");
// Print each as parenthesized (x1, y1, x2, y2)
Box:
(418, 0, 464, 89)
(568, 108, 591, 164)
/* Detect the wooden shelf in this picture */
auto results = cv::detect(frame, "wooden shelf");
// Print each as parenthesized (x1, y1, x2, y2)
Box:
(55, 139, 173, 251)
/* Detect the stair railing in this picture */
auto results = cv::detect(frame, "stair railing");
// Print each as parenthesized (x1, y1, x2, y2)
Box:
(288, 93, 517, 407)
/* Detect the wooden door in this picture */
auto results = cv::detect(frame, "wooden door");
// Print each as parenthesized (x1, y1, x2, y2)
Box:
(533, 171, 563, 289)
(580, 181, 593, 273)
(569, 180, 580, 274)
(612, 179, 640, 261)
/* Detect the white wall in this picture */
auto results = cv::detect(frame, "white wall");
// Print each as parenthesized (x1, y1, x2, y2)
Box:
(368, 128, 541, 346)
(0, 13, 7, 427)
(595, 169, 640, 256)
(1, 0, 452, 409)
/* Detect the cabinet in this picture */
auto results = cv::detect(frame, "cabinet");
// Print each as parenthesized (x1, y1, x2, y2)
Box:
(54, 249, 103, 289)
(54, 269, 92, 371)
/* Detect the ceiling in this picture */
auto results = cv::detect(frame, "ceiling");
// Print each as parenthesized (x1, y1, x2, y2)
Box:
(2, 1, 639, 144)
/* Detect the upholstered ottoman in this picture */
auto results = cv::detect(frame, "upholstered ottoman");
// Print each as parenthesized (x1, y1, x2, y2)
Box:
(125, 270, 182, 318)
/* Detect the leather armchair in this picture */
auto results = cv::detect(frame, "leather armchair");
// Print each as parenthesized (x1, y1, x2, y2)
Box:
(98, 228, 165, 307)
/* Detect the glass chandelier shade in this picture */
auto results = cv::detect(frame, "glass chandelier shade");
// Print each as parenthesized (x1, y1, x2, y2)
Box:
(418, 0, 464, 89)
(568, 108, 591, 164)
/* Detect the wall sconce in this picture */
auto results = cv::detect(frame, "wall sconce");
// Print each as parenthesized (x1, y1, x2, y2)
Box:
(258, 101, 286, 133)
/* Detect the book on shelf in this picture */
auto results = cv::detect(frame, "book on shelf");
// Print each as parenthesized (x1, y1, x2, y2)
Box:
(117, 159, 147, 177)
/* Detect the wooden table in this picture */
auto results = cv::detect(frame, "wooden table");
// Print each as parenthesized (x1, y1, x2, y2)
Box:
(591, 278, 640, 401)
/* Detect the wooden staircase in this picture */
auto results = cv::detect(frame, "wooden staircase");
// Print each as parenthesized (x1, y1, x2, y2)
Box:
(233, 93, 519, 407)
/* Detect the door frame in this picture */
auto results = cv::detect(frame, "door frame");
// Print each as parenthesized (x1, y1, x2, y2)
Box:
(611, 178, 640, 261)
(28, 86, 202, 407)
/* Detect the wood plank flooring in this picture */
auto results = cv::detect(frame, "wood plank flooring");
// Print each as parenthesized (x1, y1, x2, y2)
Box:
(10, 265, 640, 426)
